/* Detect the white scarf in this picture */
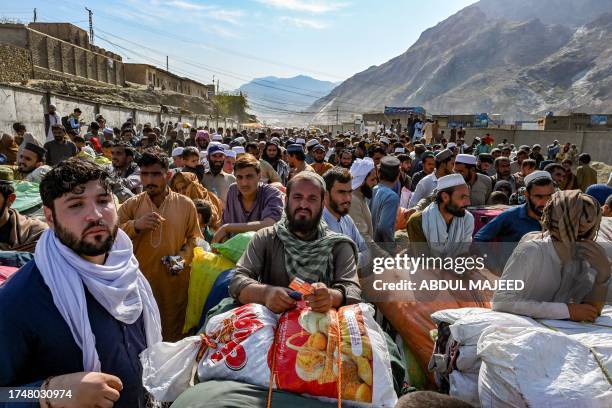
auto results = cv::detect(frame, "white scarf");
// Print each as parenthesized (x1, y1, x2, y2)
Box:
(34, 228, 162, 372)
(421, 202, 474, 258)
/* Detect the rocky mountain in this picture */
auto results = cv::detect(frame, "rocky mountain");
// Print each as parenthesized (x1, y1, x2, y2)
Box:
(238, 75, 338, 125)
(309, 0, 612, 123)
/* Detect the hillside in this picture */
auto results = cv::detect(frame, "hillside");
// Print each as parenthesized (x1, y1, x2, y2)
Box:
(308, 0, 612, 123)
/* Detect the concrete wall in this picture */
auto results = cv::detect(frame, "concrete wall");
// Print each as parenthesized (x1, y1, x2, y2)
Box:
(0, 85, 47, 144)
(135, 110, 160, 127)
(49, 95, 96, 127)
(99, 105, 132, 128)
(0, 84, 235, 141)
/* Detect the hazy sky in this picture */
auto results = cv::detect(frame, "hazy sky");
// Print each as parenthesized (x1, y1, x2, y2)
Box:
(2, 0, 477, 90)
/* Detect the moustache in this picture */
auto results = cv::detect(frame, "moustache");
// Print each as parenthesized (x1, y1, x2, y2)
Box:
(83, 221, 110, 236)
(294, 208, 312, 216)
(145, 184, 159, 189)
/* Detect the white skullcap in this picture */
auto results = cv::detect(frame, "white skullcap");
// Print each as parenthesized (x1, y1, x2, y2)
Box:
(212, 134, 223, 141)
(224, 150, 237, 159)
(524, 170, 552, 186)
(394, 147, 405, 153)
(380, 137, 390, 144)
(455, 154, 477, 165)
(296, 138, 306, 145)
(447, 142, 457, 148)
(221, 144, 230, 150)
(171, 147, 184, 157)
(232, 146, 245, 154)
(436, 174, 467, 191)
(349, 158, 375, 191)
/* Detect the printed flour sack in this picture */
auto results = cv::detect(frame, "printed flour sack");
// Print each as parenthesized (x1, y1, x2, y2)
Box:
(197, 303, 279, 387)
(272, 303, 397, 407)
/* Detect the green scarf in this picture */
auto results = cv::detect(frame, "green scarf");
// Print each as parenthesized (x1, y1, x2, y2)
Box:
(275, 215, 358, 286)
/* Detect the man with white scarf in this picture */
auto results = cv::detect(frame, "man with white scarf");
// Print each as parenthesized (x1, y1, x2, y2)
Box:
(406, 174, 474, 258)
(0, 158, 162, 408)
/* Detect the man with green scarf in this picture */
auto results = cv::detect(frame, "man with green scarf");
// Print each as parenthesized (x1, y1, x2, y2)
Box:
(230, 172, 361, 313)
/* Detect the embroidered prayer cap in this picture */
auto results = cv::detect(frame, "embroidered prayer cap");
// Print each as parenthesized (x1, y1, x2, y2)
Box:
(232, 146, 246, 155)
(207, 144, 226, 156)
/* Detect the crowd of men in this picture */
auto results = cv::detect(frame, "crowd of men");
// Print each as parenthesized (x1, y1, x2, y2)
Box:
(0, 108, 611, 407)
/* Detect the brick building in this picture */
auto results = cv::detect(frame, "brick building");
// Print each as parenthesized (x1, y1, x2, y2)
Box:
(0, 22, 124, 86)
(124, 63, 214, 99)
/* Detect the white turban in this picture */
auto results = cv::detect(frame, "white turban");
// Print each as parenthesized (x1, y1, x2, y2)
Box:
(349, 158, 375, 191)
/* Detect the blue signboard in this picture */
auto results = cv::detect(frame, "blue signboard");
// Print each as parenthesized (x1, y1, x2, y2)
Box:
(384, 106, 426, 115)
(591, 115, 608, 125)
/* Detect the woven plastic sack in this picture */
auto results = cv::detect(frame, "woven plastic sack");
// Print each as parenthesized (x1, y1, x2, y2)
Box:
(197, 303, 279, 387)
(273, 303, 398, 407)
(183, 247, 235, 333)
(212, 232, 255, 263)
(478, 326, 612, 408)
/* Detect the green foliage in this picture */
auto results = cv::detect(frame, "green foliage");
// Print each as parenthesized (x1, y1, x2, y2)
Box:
(212, 93, 251, 122)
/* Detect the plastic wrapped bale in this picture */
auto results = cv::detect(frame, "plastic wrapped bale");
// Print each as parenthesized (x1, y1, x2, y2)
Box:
(478, 326, 612, 408)
(183, 248, 236, 334)
(212, 232, 255, 263)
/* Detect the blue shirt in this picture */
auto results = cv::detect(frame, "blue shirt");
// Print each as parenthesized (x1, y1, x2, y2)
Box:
(474, 203, 541, 243)
(322, 207, 370, 268)
(369, 184, 399, 243)
(0, 261, 147, 408)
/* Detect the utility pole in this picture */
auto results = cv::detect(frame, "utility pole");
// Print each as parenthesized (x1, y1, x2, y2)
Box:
(33, 8, 37, 22)
(216, 79, 219, 95)
(85, 8, 94, 44)
(166, 56, 169, 72)
(336, 106, 339, 126)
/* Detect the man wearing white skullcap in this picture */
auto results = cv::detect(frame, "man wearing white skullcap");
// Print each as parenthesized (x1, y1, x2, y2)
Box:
(407, 173, 474, 257)
(232, 146, 246, 155)
(348, 158, 377, 242)
(212, 134, 223, 142)
(453, 153, 493, 206)
(223, 149, 237, 174)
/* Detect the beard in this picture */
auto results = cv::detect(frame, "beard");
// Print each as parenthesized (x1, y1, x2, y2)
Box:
(360, 183, 373, 199)
(54, 217, 117, 257)
(286, 203, 322, 235)
(330, 198, 350, 216)
(314, 157, 325, 164)
(446, 202, 467, 217)
(209, 161, 224, 174)
(527, 196, 544, 217)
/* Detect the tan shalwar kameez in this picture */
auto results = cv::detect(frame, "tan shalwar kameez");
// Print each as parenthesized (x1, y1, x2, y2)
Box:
(119, 190, 202, 341)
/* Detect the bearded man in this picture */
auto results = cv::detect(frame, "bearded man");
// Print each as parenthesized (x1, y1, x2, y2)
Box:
(322, 167, 370, 269)
(407, 174, 474, 257)
(0, 158, 161, 407)
(230, 172, 361, 313)
(348, 158, 377, 243)
(493, 190, 610, 322)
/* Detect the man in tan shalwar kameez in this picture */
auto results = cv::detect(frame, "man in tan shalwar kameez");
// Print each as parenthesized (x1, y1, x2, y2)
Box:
(119, 149, 202, 341)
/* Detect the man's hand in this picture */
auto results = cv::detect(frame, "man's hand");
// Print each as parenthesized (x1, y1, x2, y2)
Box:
(567, 303, 599, 322)
(134, 212, 165, 232)
(211, 225, 228, 244)
(264, 286, 296, 313)
(305, 282, 335, 313)
(42, 372, 123, 408)
(576, 241, 611, 280)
